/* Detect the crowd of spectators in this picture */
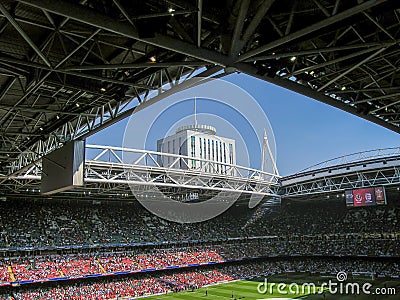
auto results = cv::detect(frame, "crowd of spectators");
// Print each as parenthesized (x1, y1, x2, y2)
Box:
(0, 247, 224, 282)
(9, 277, 170, 300)
(0, 236, 397, 283)
(99, 247, 224, 273)
(162, 270, 233, 291)
(221, 237, 400, 258)
(1, 198, 399, 248)
(0, 196, 398, 298)
(0, 261, 10, 284)
(2, 257, 399, 300)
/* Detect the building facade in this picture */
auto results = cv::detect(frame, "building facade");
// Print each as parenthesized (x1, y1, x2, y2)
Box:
(157, 124, 236, 174)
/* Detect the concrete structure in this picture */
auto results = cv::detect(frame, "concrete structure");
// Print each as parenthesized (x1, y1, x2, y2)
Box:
(157, 124, 236, 174)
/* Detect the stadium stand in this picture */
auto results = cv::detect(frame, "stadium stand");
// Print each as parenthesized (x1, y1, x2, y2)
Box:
(0, 198, 399, 248)
(2, 258, 399, 299)
(0, 196, 398, 299)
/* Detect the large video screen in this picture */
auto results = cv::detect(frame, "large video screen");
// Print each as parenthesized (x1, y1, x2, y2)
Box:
(345, 186, 386, 207)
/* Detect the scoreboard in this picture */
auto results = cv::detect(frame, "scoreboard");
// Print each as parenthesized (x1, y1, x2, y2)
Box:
(345, 186, 386, 207)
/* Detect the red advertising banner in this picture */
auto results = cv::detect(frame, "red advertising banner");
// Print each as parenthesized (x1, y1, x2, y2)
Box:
(374, 186, 386, 205)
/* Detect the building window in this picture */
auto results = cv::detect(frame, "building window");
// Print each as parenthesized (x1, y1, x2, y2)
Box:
(216, 141, 219, 173)
(223, 143, 226, 162)
(199, 138, 202, 156)
(223, 142, 227, 173)
(216, 141, 219, 161)
(204, 139, 207, 159)
(208, 139, 210, 160)
(219, 142, 223, 162)
(190, 136, 195, 156)
(229, 143, 233, 164)
(191, 136, 196, 168)
(212, 140, 214, 161)
(199, 138, 202, 167)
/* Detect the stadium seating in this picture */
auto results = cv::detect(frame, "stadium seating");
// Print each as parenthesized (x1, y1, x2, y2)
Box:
(0, 197, 398, 299)
(4, 258, 399, 299)
(0, 198, 398, 248)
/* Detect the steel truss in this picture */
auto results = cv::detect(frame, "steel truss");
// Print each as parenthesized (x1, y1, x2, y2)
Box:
(281, 150, 400, 197)
(282, 167, 400, 197)
(0, 0, 400, 178)
(295, 147, 400, 173)
(3, 145, 400, 200)
(1, 145, 280, 197)
(4, 71, 221, 176)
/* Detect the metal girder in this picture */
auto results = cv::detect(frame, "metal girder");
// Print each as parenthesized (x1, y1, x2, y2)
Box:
(62, 61, 207, 71)
(4, 66, 224, 175)
(17, 0, 232, 66)
(241, 0, 275, 47)
(237, 0, 389, 62)
(286, 43, 395, 78)
(281, 149, 400, 197)
(236, 63, 400, 134)
(0, 3, 52, 68)
(0, 55, 154, 89)
(282, 166, 400, 197)
(197, 0, 203, 48)
(4, 144, 400, 201)
(3, 144, 280, 197)
(0, 0, 400, 180)
(229, 0, 250, 56)
(317, 47, 388, 91)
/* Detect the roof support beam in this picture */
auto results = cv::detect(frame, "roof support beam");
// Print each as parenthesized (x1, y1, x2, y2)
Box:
(313, 0, 331, 17)
(248, 42, 388, 62)
(236, 0, 388, 62)
(132, 10, 196, 20)
(371, 99, 400, 113)
(285, 1, 297, 35)
(0, 77, 16, 103)
(229, 0, 250, 56)
(235, 63, 400, 134)
(62, 61, 207, 71)
(317, 47, 387, 91)
(332, 0, 341, 15)
(0, 104, 98, 117)
(197, 0, 203, 47)
(17, 0, 231, 66)
(286, 44, 392, 79)
(363, 12, 396, 41)
(112, 0, 136, 29)
(354, 92, 400, 105)
(0, 3, 52, 68)
(328, 86, 400, 94)
(241, 0, 275, 46)
(0, 55, 154, 89)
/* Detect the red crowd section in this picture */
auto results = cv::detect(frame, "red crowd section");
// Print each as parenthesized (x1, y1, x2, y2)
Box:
(1, 248, 224, 283)
(11, 271, 232, 300)
(13, 278, 171, 300)
(0, 261, 11, 283)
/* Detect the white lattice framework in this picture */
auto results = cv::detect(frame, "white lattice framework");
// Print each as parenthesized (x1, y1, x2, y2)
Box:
(1, 144, 280, 196)
(281, 150, 400, 197)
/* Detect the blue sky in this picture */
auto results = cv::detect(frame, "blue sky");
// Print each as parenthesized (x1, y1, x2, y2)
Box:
(88, 72, 400, 176)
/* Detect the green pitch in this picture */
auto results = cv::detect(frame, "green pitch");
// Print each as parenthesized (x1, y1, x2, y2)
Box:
(146, 279, 325, 299)
(145, 276, 400, 300)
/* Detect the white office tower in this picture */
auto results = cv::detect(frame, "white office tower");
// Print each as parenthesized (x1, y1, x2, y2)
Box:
(157, 124, 236, 174)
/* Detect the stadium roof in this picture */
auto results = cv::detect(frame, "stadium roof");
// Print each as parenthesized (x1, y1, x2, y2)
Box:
(0, 0, 400, 175)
